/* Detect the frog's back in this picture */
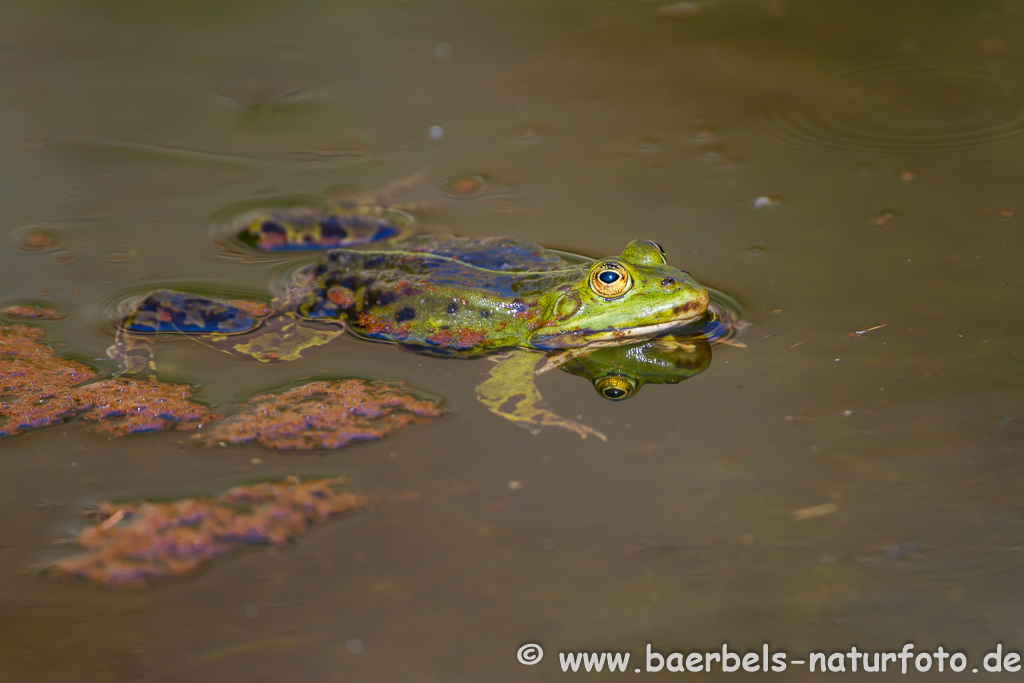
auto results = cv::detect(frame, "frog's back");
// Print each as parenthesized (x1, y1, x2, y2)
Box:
(290, 236, 583, 352)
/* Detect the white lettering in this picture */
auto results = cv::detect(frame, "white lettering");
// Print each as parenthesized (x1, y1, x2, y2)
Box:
(898, 643, 915, 674)
(646, 644, 664, 672)
(985, 644, 1003, 672)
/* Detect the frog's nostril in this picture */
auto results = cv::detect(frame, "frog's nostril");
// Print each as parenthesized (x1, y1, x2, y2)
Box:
(661, 277, 675, 288)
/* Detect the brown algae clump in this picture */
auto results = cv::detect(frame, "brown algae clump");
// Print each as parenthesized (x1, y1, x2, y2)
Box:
(76, 378, 217, 436)
(1, 303, 64, 320)
(0, 324, 99, 434)
(202, 379, 443, 449)
(0, 323, 216, 437)
(49, 477, 368, 587)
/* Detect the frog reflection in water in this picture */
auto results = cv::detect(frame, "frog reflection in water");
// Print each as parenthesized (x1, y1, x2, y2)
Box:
(110, 178, 735, 440)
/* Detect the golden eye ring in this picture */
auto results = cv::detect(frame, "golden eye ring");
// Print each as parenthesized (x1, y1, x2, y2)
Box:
(595, 375, 637, 401)
(589, 262, 632, 298)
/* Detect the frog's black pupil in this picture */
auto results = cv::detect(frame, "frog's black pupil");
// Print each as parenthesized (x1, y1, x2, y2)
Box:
(599, 270, 620, 284)
(603, 387, 626, 399)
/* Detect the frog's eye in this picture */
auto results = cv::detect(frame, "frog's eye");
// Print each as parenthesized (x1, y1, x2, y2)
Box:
(595, 375, 637, 401)
(589, 262, 632, 298)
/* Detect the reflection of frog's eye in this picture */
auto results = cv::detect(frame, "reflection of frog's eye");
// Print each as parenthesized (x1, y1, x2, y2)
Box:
(595, 375, 637, 401)
(590, 262, 632, 298)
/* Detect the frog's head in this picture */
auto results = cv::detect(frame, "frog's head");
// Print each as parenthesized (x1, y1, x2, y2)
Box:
(530, 240, 709, 348)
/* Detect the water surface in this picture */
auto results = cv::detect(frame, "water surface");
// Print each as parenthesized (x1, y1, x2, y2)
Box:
(2, 1, 1024, 680)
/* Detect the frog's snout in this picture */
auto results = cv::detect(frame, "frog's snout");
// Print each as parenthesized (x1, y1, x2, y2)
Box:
(671, 284, 710, 320)
(673, 300, 705, 317)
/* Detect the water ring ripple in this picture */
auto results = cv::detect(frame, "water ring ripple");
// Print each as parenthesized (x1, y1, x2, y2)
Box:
(756, 58, 1024, 157)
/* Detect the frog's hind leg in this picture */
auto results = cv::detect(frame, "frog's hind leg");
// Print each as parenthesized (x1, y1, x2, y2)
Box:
(107, 326, 158, 375)
(107, 290, 277, 374)
(342, 170, 447, 211)
(201, 312, 343, 363)
(475, 351, 607, 441)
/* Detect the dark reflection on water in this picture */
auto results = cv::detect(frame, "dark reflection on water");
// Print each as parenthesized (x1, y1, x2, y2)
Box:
(3, 0, 1024, 681)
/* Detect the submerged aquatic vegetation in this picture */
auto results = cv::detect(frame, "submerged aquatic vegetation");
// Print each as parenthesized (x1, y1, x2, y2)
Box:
(49, 476, 368, 587)
(0, 323, 215, 437)
(200, 378, 443, 450)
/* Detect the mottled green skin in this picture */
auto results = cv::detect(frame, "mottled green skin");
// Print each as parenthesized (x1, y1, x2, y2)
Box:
(287, 236, 709, 355)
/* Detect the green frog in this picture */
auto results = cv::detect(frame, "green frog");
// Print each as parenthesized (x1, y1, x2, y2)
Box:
(111, 176, 737, 440)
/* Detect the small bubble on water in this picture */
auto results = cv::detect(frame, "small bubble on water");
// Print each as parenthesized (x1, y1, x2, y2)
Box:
(747, 245, 765, 257)
(692, 125, 716, 140)
(245, 604, 259, 618)
(634, 136, 664, 152)
(108, 249, 137, 263)
(701, 146, 724, 161)
(508, 480, 522, 490)
(516, 124, 543, 143)
(429, 125, 444, 140)
(52, 250, 75, 263)
(541, 539, 555, 550)
(441, 173, 487, 198)
(870, 210, 895, 226)
(347, 638, 364, 654)
(434, 42, 452, 61)
(809, 445, 818, 453)
(753, 196, 781, 208)
(20, 229, 58, 251)
(899, 168, 915, 182)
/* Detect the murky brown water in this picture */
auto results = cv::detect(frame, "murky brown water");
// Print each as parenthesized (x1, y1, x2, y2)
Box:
(3, 1, 1024, 680)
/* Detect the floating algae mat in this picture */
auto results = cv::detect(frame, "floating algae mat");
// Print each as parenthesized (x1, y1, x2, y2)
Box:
(0, 302, 64, 321)
(200, 378, 444, 450)
(0, 324, 440, 446)
(49, 477, 369, 587)
(0, 323, 216, 437)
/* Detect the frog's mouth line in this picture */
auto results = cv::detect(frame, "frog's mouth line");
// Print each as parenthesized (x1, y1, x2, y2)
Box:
(588, 316, 703, 343)
(532, 312, 706, 349)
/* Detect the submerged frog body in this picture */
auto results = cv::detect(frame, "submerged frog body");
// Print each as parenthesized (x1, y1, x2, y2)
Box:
(112, 177, 739, 439)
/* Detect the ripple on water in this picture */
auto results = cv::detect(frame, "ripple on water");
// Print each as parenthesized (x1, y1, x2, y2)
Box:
(699, 287, 747, 347)
(757, 59, 1024, 157)
(851, 479, 1024, 587)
